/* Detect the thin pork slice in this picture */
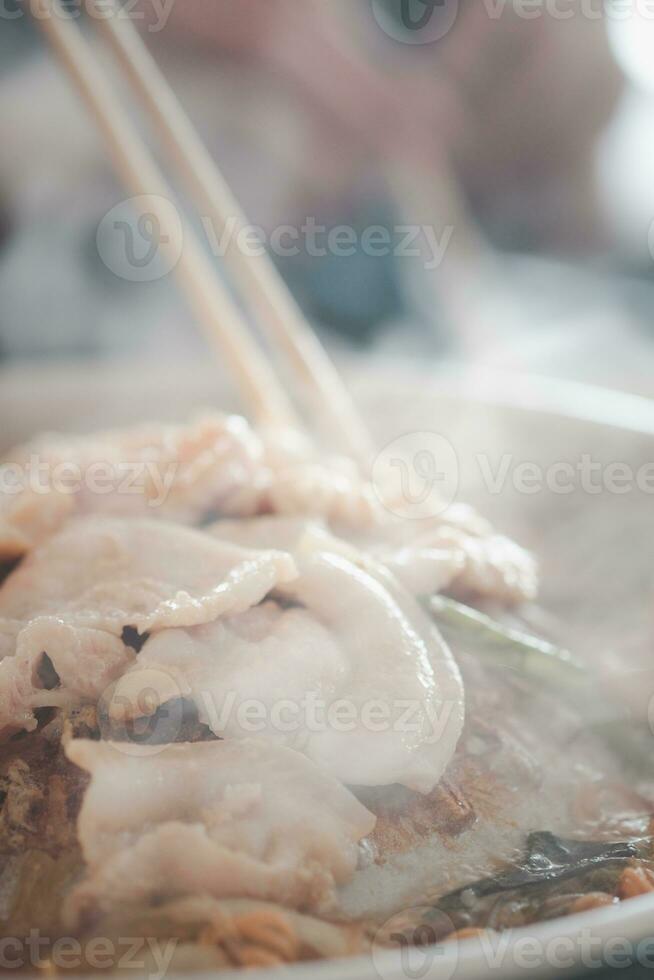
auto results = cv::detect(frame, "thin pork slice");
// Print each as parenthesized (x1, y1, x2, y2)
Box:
(109, 600, 349, 749)
(0, 414, 266, 559)
(64, 738, 376, 922)
(213, 512, 537, 605)
(0, 618, 133, 736)
(110, 552, 465, 795)
(0, 516, 297, 636)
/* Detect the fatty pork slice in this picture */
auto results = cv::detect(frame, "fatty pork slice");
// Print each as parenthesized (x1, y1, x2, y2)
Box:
(212, 515, 360, 562)
(0, 618, 134, 735)
(0, 482, 74, 560)
(372, 525, 538, 604)
(213, 512, 537, 605)
(0, 515, 297, 636)
(64, 738, 376, 921)
(256, 440, 537, 604)
(110, 601, 349, 748)
(0, 413, 266, 559)
(110, 553, 464, 795)
(279, 554, 464, 792)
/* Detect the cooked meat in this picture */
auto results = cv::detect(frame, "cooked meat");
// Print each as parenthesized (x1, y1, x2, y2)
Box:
(276, 553, 464, 792)
(88, 894, 369, 967)
(110, 600, 348, 748)
(64, 738, 376, 922)
(372, 527, 538, 604)
(0, 415, 536, 607)
(0, 620, 133, 735)
(113, 547, 464, 794)
(0, 414, 265, 560)
(213, 510, 537, 606)
(0, 485, 74, 560)
(0, 516, 297, 637)
(0, 517, 297, 736)
(264, 461, 382, 528)
(212, 515, 359, 562)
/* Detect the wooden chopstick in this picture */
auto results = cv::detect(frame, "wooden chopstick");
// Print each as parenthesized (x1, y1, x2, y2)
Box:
(32, 0, 301, 433)
(83, 0, 374, 466)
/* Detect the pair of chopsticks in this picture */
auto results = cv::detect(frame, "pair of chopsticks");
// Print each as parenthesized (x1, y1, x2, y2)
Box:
(32, 0, 373, 465)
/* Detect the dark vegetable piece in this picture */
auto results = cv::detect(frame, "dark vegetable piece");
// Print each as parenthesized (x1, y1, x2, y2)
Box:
(433, 832, 653, 912)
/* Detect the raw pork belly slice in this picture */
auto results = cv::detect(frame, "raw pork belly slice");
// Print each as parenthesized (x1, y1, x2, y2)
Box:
(0, 618, 133, 735)
(264, 461, 382, 528)
(0, 414, 265, 559)
(0, 516, 296, 734)
(110, 601, 349, 748)
(371, 526, 538, 604)
(0, 409, 536, 606)
(439, 527, 538, 603)
(277, 554, 464, 792)
(110, 552, 464, 794)
(64, 738, 376, 920)
(0, 516, 297, 636)
(214, 512, 537, 605)
(0, 485, 74, 559)
(211, 515, 360, 562)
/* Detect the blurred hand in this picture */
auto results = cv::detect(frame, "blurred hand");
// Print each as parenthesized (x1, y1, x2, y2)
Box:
(156, 0, 623, 249)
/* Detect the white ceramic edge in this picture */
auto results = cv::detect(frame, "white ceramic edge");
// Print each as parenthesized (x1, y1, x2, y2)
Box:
(359, 363, 654, 439)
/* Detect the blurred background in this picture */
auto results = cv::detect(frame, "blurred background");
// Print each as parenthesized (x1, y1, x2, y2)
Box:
(1, 0, 654, 396)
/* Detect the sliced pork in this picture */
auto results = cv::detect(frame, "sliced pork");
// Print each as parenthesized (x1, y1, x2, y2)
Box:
(110, 551, 464, 794)
(109, 600, 348, 749)
(265, 461, 382, 528)
(0, 415, 536, 608)
(0, 516, 297, 636)
(213, 513, 537, 605)
(370, 525, 538, 604)
(0, 516, 297, 735)
(212, 515, 359, 562)
(0, 484, 73, 559)
(0, 414, 266, 559)
(277, 553, 465, 792)
(0, 619, 133, 735)
(64, 738, 376, 921)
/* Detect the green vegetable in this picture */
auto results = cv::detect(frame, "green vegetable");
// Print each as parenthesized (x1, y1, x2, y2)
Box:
(429, 596, 587, 689)
(430, 597, 654, 776)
